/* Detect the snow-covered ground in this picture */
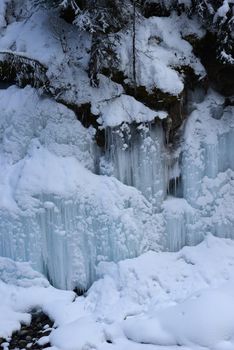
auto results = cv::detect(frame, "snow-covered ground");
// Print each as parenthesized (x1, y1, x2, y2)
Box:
(1, 235, 234, 350)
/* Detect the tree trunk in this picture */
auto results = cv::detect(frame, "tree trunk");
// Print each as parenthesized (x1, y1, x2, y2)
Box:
(132, 0, 137, 96)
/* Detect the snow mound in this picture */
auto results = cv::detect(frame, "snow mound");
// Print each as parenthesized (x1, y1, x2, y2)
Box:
(50, 317, 104, 350)
(83, 235, 234, 323)
(124, 285, 234, 348)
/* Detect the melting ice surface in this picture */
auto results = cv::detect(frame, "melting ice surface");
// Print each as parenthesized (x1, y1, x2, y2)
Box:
(0, 86, 233, 289)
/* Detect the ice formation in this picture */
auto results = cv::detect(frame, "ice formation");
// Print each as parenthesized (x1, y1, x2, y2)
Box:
(0, 1, 233, 290)
(181, 91, 234, 244)
(0, 86, 160, 289)
(102, 121, 167, 208)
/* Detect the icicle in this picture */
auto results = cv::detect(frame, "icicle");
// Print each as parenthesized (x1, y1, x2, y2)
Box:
(103, 121, 167, 211)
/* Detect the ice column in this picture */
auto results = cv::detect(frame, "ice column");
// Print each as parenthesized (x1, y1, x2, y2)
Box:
(103, 121, 167, 210)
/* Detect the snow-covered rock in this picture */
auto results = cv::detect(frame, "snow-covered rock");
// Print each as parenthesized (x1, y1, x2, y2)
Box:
(117, 14, 205, 95)
(94, 94, 167, 127)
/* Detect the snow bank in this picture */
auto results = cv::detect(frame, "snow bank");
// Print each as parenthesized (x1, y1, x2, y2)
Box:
(65, 235, 234, 349)
(123, 285, 234, 348)
(0, 85, 95, 171)
(2, 235, 234, 349)
(0, 235, 232, 348)
(83, 235, 234, 321)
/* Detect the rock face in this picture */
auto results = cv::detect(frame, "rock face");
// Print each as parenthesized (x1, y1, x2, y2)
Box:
(194, 32, 234, 96)
(0, 0, 233, 289)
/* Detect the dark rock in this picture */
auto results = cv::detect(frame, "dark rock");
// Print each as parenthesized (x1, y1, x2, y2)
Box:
(143, 2, 170, 18)
(8, 311, 54, 350)
(19, 329, 28, 336)
(60, 5, 76, 24)
(101, 64, 206, 144)
(56, 100, 99, 129)
(192, 32, 234, 96)
(19, 339, 27, 347)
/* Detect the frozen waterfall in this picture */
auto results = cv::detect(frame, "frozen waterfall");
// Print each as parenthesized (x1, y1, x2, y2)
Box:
(0, 86, 233, 289)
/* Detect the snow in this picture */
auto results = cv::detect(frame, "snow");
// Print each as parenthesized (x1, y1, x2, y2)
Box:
(0, 6, 124, 109)
(0, 258, 74, 339)
(93, 94, 167, 128)
(117, 14, 205, 95)
(2, 235, 234, 349)
(123, 285, 234, 348)
(50, 317, 104, 350)
(214, 0, 230, 22)
(85, 235, 234, 321)
(37, 336, 50, 346)
(0, 1, 205, 106)
(0, 9, 69, 66)
(0, 0, 9, 30)
(220, 50, 234, 64)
